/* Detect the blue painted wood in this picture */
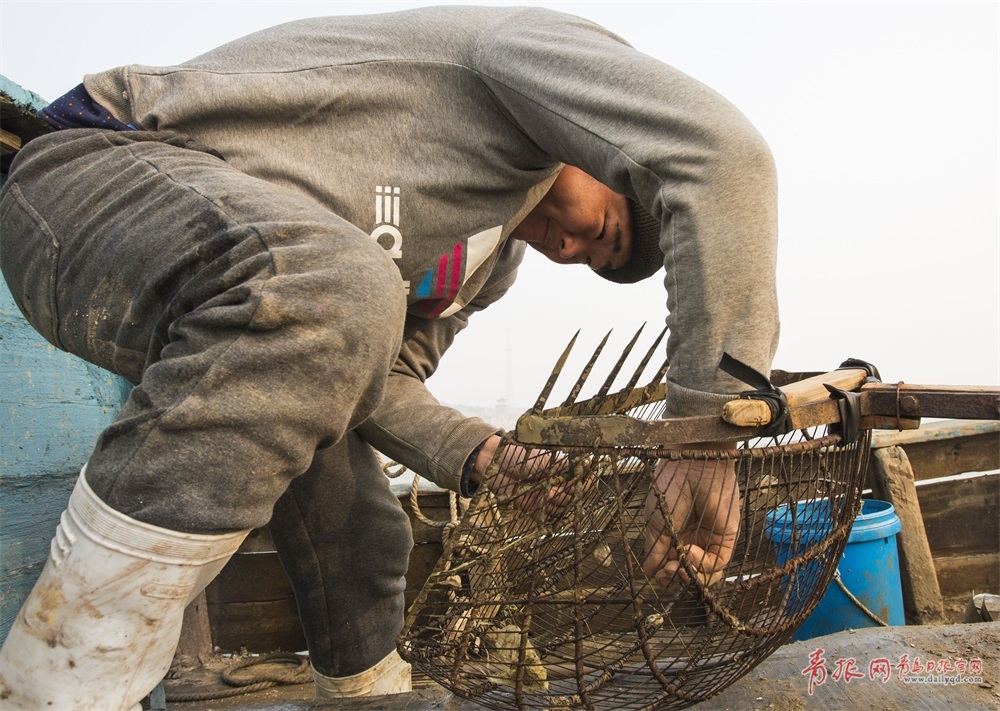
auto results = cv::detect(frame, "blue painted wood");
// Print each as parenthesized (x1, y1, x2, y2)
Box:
(0, 75, 46, 112)
(0, 472, 77, 638)
(0, 75, 132, 643)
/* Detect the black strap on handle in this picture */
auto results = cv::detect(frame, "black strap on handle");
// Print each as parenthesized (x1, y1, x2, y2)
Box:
(718, 353, 791, 437)
(829, 358, 881, 443)
(824, 384, 863, 444)
(839, 357, 882, 384)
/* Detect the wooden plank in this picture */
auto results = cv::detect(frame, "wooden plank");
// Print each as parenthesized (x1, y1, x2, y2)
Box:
(0, 395, 123, 644)
(918, 472, 999, 555)
(900, 434, 999, 482)
(405, 542, 444, 610)
(868, 445, 944, 624)
(204, 551, 294, 604)
(207, 599, 306, 654)
(1, 287, 132, 478)
(173, 591, 213, 666)
(515, 410, 771, 447)
(0, 472, 75, 578)
(399, 490, 454, 544)
(861, 415, 921, 431)
(515, 394, 891, 448)
(200, 529, 299, 655)
(871, 418, 1000, 448)
(720, 378, 999, 431)
(0, 127, 20, 155)
(0, 78, 53, 173)
(872, 419, 1000, 482)
(903, 434, 1000, 482)
(934, 551, 1000, 600)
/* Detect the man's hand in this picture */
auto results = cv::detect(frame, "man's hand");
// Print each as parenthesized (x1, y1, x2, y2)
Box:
(641, 445, 741, 588)
(469, 435, 572, 519)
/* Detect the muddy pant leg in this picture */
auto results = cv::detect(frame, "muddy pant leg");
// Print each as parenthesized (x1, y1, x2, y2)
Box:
(0, 128, 407, 532)
(268, 434, 413, 677)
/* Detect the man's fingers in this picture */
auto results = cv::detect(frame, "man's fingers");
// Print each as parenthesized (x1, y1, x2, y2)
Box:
(486, 444, 582, 521)
(648, 544, 728, 587)
(641, 527, 673, 581)
(682, 543, 729, 584)
(544, 481, 574, 513)
(641, 456, 743, 590)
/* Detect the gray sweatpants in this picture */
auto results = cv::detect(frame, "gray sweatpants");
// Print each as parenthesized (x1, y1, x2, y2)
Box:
(0, 128, 413, 675)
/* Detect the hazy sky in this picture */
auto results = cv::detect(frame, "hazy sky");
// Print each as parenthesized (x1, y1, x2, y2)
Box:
(2, 1, 997, 415)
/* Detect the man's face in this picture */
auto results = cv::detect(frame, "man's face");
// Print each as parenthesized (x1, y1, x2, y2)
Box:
(510, 167, 633, 275)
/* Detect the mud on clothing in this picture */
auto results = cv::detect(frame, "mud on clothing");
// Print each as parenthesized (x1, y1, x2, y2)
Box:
(0, 6, 779, 677)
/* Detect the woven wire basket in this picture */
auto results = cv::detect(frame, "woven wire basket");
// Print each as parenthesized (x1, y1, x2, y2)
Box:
(399, 332, 871, 710)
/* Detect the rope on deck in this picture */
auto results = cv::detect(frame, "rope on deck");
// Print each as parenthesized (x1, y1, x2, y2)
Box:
(165, 652, 312, 702)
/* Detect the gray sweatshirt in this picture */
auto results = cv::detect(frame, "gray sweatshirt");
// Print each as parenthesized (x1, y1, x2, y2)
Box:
(84, 6, 779, 491)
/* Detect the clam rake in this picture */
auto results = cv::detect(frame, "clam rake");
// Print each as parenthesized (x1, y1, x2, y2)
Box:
(399, 326, 1000, 710)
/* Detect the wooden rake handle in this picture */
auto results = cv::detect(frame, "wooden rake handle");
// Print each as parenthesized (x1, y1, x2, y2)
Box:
(721, 368, 870, 427)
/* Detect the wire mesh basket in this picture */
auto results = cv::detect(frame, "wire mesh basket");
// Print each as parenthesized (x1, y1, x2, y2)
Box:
(399, 329, 872, 709)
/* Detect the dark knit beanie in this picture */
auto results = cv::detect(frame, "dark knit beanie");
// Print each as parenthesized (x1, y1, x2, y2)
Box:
(599, 199, 663, 284)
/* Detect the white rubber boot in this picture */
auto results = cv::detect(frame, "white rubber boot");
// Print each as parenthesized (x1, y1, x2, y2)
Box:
(0, 468, 249, 710)
(312, 649, 412, 698)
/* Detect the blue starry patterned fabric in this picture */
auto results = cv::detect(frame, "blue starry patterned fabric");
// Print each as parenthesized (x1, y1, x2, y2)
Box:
(38, 84, 135, 131)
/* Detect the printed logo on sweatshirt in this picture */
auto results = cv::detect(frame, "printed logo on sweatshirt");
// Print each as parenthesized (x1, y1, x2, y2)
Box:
(370, 185, 408, 292)
(410, 225, 503, 318)
(368, 184, 503, 319)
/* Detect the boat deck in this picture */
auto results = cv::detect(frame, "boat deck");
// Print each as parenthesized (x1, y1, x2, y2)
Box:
(171, 621, 999, 710)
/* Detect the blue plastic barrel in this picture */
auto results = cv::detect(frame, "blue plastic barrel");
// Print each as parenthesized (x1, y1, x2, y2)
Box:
(764, 498, 837, 619)
(766, 499, 905, 641)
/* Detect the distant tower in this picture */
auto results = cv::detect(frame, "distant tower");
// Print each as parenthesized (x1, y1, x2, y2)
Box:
(506, 328, 513, 404)
(496, 328, 512, 410)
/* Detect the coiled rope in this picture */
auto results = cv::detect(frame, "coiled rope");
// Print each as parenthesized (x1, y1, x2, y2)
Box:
(165, 652, 312, 702)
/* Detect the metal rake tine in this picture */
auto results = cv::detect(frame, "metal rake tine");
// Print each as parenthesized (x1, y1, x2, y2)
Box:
(561, 329, 613, 408)
(587, 323, 646, 411)
(611, 326, 667, 412)
(641, 358, 671, 408)
(531, 330, 580, 413)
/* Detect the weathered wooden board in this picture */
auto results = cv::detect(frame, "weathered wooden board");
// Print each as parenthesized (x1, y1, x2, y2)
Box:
(0, 127, 20, 155)
(872, 419, 1000, 482)
(905, 433, 1000, 481)
(207, 598, 307, 654)
(399, 488, 453, 544)
(204, 550, 295, 605)
(919, 472, 999, 555)
(1, 279, 132, 477)
(175, 591, 213, 664)
(168, 623, 1000, 710)
(869, 446, 945, 623)
(935, 552, 1000, 601)
(204, 549, 307, 653)
(0, 471, 77, 638)
(868, 420, 999, 618)
(406, 542, 445, 610)
(0, 75, 52, 173)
